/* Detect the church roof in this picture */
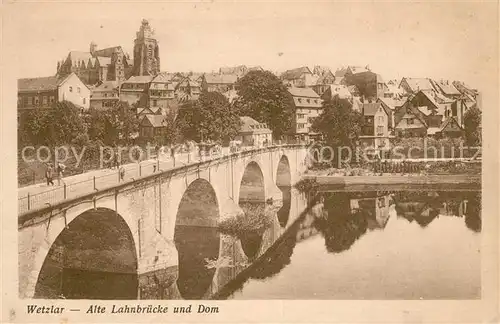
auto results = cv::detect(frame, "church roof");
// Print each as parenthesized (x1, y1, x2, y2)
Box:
(18, 74, 73, 92)
(94, 46, 123, 57)
(96, 56, 111, 66)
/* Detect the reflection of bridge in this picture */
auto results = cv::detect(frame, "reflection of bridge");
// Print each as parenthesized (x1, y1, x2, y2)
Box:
(18, 145, 309, 299)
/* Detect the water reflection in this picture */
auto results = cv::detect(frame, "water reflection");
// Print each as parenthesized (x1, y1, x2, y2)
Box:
(277, 186, 291, 227)
(223, 190, 481, 300)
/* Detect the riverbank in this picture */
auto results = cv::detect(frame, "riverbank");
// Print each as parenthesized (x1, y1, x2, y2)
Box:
(299, 174, 481, 191)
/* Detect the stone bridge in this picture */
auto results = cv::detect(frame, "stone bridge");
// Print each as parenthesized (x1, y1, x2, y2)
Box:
(18, 144, 309, 299)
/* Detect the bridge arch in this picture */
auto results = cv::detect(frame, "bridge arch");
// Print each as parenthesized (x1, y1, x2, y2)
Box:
(237, 161, 267, 259)
(174, 178, 220, 300)
(33, 208, 138, 299)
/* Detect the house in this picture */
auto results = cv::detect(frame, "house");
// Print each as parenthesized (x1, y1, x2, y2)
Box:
(18, 72, 90, 112)
(377, 97, 407, 131)
(201, 74, 238, 93)
(342, 66, 379, 99)
(149, 73, 176, 113)
(89, 81, 120, 110)
(398, 77, 435, 95)
(287, 87, 323, 142)
(139, 114, 167, 139)
(280, 66, 315, 88)
(375, 74, 389, 98)
(119, 75, 153, 107)
(434, 117, 464, 138)
(393, 101, 428, 137)
(359, 102, 392, 152)
(175, 76, 201, 103)
(311, 69, 336, 96)
(236, 116, 272, 147)
(321, 84, 353, 102)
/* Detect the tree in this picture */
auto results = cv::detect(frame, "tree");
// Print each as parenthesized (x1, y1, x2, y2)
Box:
(234, 70, 294, 138)
(463, 106, 482, 146)
(175, 91, 241, 143)
(311, 95, 363, 165)
(106, 101, 139, 145)
(19, 101, 88, 147)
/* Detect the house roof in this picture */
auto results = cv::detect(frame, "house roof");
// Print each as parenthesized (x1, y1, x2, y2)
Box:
(124, 75, 154, 83)
(327, 84, 352, 99)
(427, 127, 441, 135)
(313, 65, 332, 76)
(204, 73, 238, 84)
(239, 116, 272, 134)
(434, 80, 461, 96)
(362, 102, 383, 116)
(288, 87, 320, 98)
(316, 73, 335, 85)
(348, 66, 370, 74)
(248, 66, 264, 72)
(219, 65, 247, 75)
(281, 66, 312, 80)
(378, 97, 406, 110)
(440, 117, 463, 132)
(417, 106, 433, 116)
(334, 67, 348, 77)
(94, 81, 119, 90)
(401, 78, 435, 92)
(18, 73, 73, 92)
(142, 114, 166, 128)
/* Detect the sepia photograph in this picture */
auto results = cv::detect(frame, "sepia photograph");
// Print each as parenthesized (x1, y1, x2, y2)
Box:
(1, 1, 498, 323)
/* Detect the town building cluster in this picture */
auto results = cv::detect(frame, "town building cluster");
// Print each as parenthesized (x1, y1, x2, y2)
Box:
(17, 19, 481, 146)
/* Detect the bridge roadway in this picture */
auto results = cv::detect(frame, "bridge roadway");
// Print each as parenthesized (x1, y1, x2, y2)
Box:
(18, 146, 270, 214)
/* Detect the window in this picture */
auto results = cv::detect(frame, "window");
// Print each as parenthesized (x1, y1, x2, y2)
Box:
(297, 113, 305, 119)
(377, 126, 384, 135)
(378, 116, 384, 124)
(34, 97, 39, 105)
(77, 87, 81, 93)
(297, 123, 306, 129)
(298, 98, 302, 103)
(307, 99, 310, 103)
(69, 86, 73, 92)
(104, 93, 108, 97)
(83, 98, 86, 104)
(152, 100, 157, 106)
(42, 96, 48, 105)
(407, 118, 414, 125)
(49, 96, 55, 104)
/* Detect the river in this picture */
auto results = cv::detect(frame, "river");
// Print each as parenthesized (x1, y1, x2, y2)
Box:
(217, 189, 481, 300)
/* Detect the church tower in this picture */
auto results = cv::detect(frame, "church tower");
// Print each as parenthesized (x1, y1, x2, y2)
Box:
(132, 19, 160, 76)
(111, 48, 126, 82)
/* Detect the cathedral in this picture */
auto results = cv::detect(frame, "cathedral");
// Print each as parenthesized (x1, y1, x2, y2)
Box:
(56, 19, 161, 85)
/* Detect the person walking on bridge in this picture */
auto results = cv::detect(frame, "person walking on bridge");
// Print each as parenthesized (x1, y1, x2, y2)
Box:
(45, 163, 54, 186)
(56, 163, 66, 186)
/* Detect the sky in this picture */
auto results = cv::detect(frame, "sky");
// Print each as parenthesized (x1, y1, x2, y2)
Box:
(4, 1, 498, 90)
